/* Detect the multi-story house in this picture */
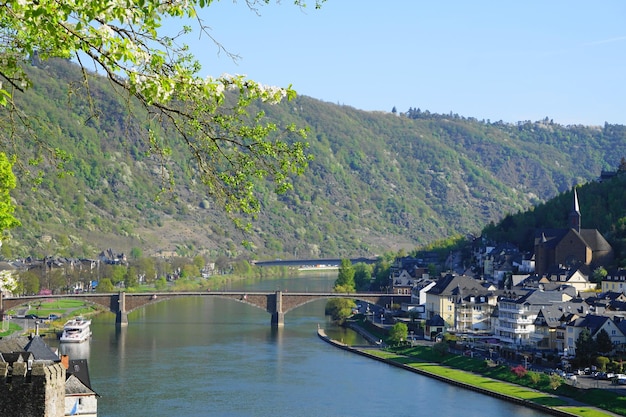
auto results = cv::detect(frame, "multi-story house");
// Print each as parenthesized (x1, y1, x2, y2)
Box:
(409, 277, 436, 319)
(542, 267, 596, 293)
(564, 314, 626, 356)
(424, 274, 495, 328)
(495, 286, 576, 346)
(532, 301, 589, 351)
(454, 290, 498, 333)
(389, 257, 430, 295)
(602, 268, 626, 294)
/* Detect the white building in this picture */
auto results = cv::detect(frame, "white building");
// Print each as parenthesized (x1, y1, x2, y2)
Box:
(495, 286, 576, 346)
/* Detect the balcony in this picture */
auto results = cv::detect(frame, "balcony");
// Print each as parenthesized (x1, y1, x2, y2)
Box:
(498, 305, 530, 314)
(498, 317, 534, 325)
(495, 325, 533, 335)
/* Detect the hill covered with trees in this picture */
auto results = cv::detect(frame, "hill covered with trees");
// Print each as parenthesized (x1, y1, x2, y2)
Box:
(482, 171, 626, 266)
(2, 59, 626, 262)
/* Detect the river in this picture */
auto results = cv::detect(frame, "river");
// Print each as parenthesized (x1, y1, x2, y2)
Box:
(58, 273, 551, 416)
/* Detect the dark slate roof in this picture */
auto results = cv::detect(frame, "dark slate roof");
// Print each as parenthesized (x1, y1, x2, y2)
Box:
(534, 229, 568, 248)
(579, 229, 613, 252)
(535, 304, 570, 328)
(426, 314, 445, 327)
(535, 228, 611, 253)
(65, 374, 96, 396)
(24, 336, 59, 362)
(617, 319, 626, 337)
(569, 314, 611, 335)
(67, 359, 92, 390)
(609, 301, 626, 312)
(427, 274, 488, 297)
(589, 291, 626, 304)
(0, 337, 29, 353)
(501, 287, 576, 306)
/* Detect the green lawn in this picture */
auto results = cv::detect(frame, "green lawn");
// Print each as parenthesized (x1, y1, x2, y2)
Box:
(4, 298, 103, 336)
(0, 322, 22, 337)
(363, 347, 624, 416)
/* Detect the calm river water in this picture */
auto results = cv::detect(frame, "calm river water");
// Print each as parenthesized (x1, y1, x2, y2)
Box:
(59, 273, 550, 417)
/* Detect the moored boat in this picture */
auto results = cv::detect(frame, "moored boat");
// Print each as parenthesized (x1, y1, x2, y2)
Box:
(60, 317, 92, 343)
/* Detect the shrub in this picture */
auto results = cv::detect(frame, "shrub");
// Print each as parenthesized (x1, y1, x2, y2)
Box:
(432, 341, 449, 356)
(511, 364, 527, 378)
(596, 356, 610, 371)
(549, 374, 562, 390)
(527, 371, 541, 385)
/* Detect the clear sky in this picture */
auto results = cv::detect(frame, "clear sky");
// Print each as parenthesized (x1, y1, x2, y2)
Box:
(167, 1, 626, 126)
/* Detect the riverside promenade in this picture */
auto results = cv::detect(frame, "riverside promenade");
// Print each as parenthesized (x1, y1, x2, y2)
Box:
(316, 328, 621, 417)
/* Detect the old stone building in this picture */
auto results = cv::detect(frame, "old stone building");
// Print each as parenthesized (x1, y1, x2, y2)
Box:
(0, 336, 97, 417)
(0, 352, 66, 417)
(534, 189, 613, 275)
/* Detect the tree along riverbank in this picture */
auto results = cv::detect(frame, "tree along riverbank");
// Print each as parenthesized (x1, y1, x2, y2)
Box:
(317, 328, 623, 417)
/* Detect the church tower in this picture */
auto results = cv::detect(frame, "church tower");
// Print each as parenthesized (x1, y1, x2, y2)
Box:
(568, 188, 581, 232)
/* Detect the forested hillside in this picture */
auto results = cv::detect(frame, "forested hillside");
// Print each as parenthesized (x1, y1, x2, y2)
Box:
(482, 172, 626, 265)
(3, 59, 626, 261)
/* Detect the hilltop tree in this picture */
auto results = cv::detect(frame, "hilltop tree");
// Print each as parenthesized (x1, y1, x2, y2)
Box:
(592, 266, 608, 286)
(17, 270, 40, 296)
(388, 322, 408, 344)
(596, 329, 614, 355)
(353, 263, 373, 291)
(575, 328, 597, 365)
(324, 298, 355, 323)
(0, 0, 324, 232)
(124, 266, 139, 289)
(334, 259, 355, 292)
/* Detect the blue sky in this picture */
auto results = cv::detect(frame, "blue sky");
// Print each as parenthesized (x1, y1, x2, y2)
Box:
(167, 1, 626, 126)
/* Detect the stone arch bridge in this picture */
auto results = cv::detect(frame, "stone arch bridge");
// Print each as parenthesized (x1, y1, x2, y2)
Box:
(0, 291, 410, 327)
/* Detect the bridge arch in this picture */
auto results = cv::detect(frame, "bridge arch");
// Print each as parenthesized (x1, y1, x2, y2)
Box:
(0, 293, 120, 317)
(0, 292, 410, 327)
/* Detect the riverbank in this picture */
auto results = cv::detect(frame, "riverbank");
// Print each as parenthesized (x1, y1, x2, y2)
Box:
(317, 328, 620, 417)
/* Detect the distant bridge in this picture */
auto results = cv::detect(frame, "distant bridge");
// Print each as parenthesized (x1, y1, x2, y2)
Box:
(0, 291, 409, 327)
(252, 257, 379, 268)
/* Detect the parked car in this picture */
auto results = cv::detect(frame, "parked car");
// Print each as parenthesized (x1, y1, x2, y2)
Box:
(24, 314, 38, 320)
(48, 314, 61, 320)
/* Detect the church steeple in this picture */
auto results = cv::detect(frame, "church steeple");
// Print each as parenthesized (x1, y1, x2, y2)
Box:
(569, 188, 581, 232)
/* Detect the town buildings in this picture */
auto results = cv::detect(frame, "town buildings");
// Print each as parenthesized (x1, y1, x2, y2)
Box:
(391, 189, 626, 358)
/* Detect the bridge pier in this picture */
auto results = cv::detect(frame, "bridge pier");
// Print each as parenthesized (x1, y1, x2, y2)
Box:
(271, 290, 284, 328)
(116, 292, 128, 327)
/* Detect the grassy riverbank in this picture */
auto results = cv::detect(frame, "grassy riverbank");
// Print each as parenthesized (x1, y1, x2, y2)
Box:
(375, 344, 626, 416)
(3, 299, 104, 337)
(338, 318, 624, 416)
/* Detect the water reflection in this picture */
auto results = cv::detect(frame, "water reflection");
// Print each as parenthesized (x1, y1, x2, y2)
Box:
(58, 340, 90, 360)
(81, 274, 554, 417)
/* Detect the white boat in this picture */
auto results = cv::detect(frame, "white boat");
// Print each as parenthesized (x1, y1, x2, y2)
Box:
(60, 317, 92, 343)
